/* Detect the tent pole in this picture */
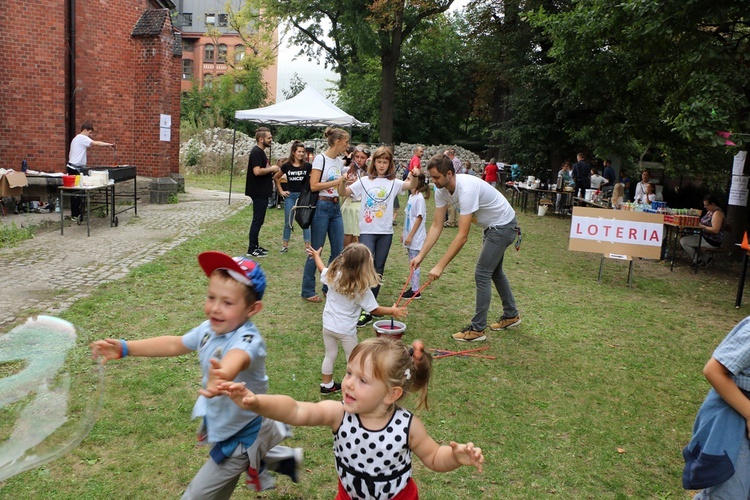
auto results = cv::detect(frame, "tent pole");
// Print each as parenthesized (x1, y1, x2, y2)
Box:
(229, 125, 237, 205)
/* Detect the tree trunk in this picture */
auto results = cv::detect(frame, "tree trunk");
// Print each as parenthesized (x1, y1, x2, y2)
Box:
(379, 25, 402, 145)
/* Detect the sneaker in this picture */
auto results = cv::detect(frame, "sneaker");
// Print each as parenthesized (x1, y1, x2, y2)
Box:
(452, 326, 487, 342)
(257, 246, 269, 254)
(320, 381, 341, 394)
(280, 246, 288, 253)
(356, 312, 373, 328)
(490, 315, 522, 331)
(402, 289, 422, 300)
(246, 465, 276, 492)
(248, 248, 268, 258)
(275, 447, 303, 483)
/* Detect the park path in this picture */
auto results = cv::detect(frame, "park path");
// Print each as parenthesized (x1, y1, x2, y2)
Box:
(0, 188, 246, 327)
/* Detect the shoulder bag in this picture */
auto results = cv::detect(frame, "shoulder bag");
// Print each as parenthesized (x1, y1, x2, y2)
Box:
(292, 155, 322, 230)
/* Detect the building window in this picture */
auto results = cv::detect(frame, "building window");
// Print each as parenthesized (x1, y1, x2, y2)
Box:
(204, 74, 213, 89)
(204, 44, 215, 61)
(218, 14, 228, 27)
(182, 39, 195, 52)
(218, 44, 227, 63)
(205, 13, 216, 26)
(234, 45, 245, 63)
(234, 83, 245, 93)
(175, 12, 192, 27)
(182, 59, 194, 80)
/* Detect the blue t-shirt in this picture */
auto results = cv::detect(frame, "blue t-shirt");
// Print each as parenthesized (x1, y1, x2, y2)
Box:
(182, 320, 268, 443)
(713, 316, 750, 391)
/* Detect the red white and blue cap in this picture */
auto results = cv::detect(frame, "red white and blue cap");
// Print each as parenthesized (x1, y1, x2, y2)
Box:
(198, 251, 267, 300)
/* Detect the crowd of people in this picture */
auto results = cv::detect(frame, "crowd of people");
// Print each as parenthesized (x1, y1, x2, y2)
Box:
(88, 127, 503, 497)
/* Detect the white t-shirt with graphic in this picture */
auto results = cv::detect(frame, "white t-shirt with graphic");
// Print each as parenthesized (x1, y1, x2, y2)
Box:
(403, 192, 426, 251)
(434, 174, 515, 229)
(349, 177, 406, 234)
(312, 154, 343, 197)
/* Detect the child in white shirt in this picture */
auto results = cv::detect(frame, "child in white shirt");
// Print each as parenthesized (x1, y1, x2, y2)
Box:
(401, 174, 429, 300)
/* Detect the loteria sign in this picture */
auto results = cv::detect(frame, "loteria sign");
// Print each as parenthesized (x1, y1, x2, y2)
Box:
(569, 207, 664, 259)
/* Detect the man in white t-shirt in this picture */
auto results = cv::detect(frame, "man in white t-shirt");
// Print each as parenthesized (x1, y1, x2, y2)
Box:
(68, 123, 115, 167)
(410, 154, 522, 342)
(67, 123, 115, 219)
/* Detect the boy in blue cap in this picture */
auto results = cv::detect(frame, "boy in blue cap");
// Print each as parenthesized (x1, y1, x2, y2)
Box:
(91, 251, 301, 498)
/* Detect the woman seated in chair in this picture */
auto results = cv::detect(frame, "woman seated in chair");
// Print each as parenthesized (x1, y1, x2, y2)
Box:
(679, 194, 724, 266)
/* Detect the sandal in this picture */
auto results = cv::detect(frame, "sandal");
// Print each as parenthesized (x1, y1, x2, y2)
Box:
(304, 295, 323, 303)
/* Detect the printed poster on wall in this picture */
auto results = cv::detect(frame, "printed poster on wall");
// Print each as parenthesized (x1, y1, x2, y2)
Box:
(160, 114, 171, 142)
(729, 175, 749, 207)
(733, 151, 747, 175)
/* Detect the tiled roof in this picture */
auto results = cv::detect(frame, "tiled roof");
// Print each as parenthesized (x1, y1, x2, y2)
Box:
(131, 9, 169, 37)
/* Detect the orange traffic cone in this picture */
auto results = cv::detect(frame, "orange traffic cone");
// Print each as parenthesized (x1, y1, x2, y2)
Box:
(742, 231, 750, 250)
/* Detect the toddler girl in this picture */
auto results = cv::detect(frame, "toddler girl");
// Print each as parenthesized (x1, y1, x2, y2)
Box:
(307, 243, 407, 394)
(401, 174, 429, 299)
(218, 337, 485, 499)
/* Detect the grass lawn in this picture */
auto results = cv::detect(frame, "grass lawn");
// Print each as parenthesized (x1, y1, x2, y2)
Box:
(1, 186, 747, 499)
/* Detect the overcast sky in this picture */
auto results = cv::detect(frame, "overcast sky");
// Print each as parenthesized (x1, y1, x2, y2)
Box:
(275, 0, 472, 101)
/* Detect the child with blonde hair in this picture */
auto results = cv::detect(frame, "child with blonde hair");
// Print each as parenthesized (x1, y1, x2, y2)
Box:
(216, 337, 485, 499)
(307, 243, 407, 394)
(610, 182, 625, 209)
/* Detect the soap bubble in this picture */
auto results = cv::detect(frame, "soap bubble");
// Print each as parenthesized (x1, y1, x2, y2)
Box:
(0, 315, 103, 481)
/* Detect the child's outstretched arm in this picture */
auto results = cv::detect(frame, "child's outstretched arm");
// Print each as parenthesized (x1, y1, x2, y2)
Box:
(409, 417, 484, 473)
(371, 304, 407, 320)
(198, 352, 252, 398)
(90, 336, 190, 364)
(305, 246, 326, 272)
(704, 357, 750, 438)
(218, 381, 344, 430)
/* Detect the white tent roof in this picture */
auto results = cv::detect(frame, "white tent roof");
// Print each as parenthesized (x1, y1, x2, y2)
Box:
(234, 87, 369, 127)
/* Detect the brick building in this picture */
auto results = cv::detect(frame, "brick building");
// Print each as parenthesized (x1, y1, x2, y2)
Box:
(0, 0, 182, 179)
(174, 0, 277, 97)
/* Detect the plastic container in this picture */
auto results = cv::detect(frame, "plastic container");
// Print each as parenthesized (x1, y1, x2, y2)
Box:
(373, 320, 406, 340)
(584, 189, 596, 201)
(537, 205, 548, 216)
(62, 175, 76, 187)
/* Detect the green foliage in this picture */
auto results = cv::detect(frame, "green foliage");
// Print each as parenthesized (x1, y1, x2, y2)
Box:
(183, 141, 202, 167)
(0, 222, 34, 248)
(166, 193, 179, 204)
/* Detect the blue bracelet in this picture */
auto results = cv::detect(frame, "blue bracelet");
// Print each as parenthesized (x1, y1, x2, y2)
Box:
(119, 339, 128, 358)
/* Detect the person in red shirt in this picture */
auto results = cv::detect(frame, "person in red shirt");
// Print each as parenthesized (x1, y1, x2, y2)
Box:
(409, 146, 424, 173)
(483, 158, 499, 188)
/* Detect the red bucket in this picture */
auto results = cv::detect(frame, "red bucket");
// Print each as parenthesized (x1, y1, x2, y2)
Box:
(62, 175, 76, 187)
(372, 320, 406, 340)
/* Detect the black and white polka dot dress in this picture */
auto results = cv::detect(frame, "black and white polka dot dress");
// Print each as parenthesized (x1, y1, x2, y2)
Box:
(334, 407, 413, 499)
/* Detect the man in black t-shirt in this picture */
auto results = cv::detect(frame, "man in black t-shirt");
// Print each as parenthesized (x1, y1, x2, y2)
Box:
(245, 127, 279, 257)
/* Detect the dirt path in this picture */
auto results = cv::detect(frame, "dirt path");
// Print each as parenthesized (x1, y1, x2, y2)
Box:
(0, 188, 246, 327)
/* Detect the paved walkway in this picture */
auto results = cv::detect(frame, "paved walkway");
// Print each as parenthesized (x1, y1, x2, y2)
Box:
(0, 188, 246, 327)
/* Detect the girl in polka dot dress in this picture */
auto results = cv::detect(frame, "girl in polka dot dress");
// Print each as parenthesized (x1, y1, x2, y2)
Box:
(217, 337, 484, 499)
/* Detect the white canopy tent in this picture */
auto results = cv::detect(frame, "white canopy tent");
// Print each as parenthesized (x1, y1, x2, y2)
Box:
(234, 87, 369, 127)
(228, 87, 369, 202)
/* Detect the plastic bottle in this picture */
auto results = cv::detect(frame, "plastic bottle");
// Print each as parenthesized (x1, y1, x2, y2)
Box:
(21, 159, 27, 172)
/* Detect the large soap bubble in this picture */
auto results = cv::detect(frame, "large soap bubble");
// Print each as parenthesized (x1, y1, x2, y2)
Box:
(0, 315, 103, 481)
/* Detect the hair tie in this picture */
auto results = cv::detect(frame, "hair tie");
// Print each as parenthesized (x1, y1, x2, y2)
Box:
(408, 347, 414, 357)
(404, 368, 411, 380)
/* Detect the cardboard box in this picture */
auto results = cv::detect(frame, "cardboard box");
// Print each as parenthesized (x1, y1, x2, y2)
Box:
(0, 172, 28, 196)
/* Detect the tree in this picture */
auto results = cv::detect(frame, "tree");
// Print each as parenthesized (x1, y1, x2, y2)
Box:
(263, 0, 456, 144)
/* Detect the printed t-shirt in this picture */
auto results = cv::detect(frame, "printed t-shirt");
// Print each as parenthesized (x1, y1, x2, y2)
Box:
(312, 154, 343, 197)
(349, 177, 406, 234)
(281, 162, 311, 192)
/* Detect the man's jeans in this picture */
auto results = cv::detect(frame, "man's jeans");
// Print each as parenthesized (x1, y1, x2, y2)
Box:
(283, 192, 311, 243)
(471, 219, 519, 331)
(301, 200, 343, 298)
